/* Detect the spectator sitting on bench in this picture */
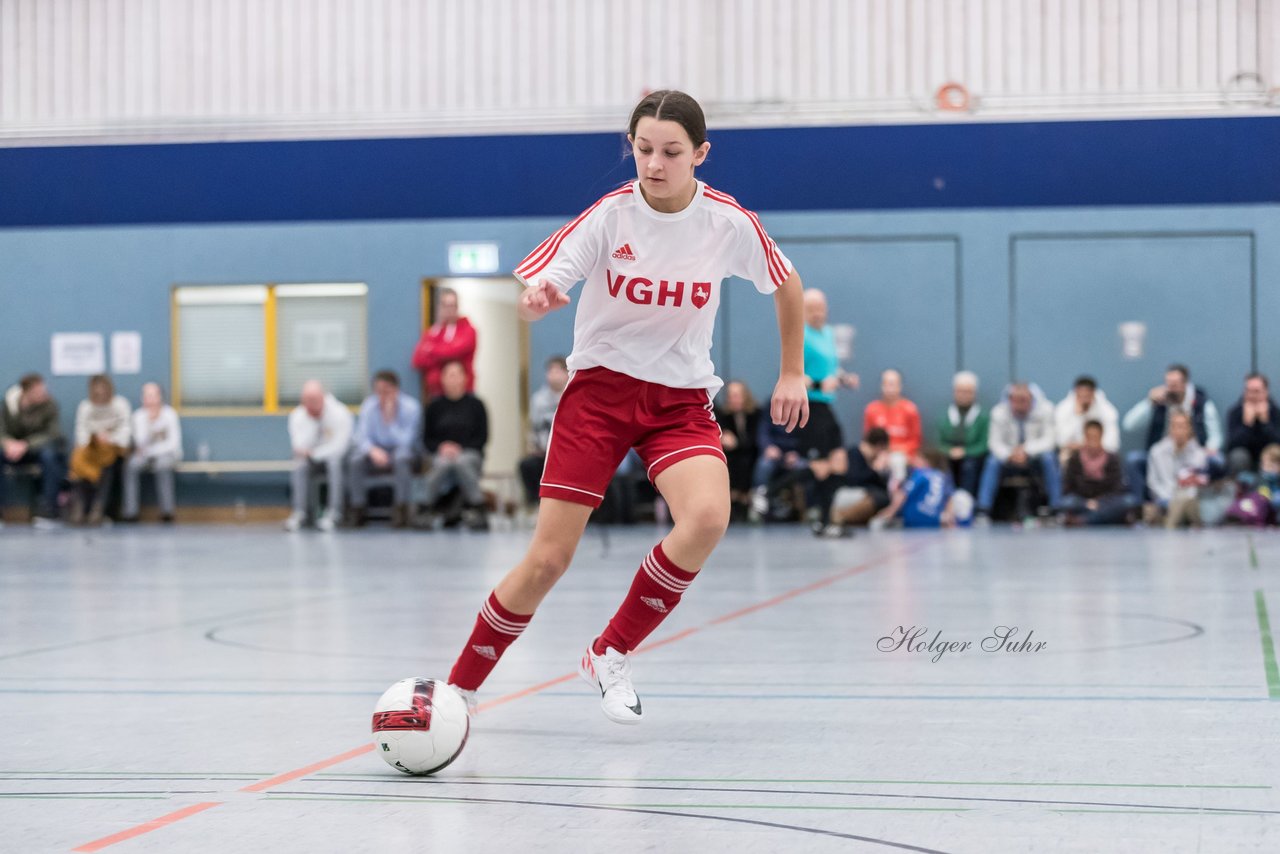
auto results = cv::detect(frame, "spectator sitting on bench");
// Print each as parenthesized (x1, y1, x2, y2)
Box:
(421, 360, 490, 531)
(1146, 409, 1209, 529)
(519, 355, 568, 508)
(0, 372, 65, 528)
(1122, 363, 1224, 502)
(68, 374, 131, 526)
(826, 427, 892, 534)
(936, 370, 988, 497)
(977, 381, 1060, 521)
(122, 382, 183, 524)
(285, 380, 353, 533)
(1059, 419, 1137, 526)
(862, 368, 921, 483)
(347, 370, 421, 529)
(748, 396, 806, 523)
(1054, 375, 1119, 466)
(716, 380, 762, 522)
(1225, 372, 1280, 476)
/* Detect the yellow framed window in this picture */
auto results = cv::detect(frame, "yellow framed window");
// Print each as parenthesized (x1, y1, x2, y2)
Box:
(172, 283, 368, 414)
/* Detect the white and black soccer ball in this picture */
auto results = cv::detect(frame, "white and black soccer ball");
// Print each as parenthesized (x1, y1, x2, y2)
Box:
(372, 678, 470, 775)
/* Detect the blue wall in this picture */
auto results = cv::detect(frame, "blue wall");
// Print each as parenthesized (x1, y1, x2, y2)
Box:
(3, 116, 1278, 225)
(2, 117, 1278, 503)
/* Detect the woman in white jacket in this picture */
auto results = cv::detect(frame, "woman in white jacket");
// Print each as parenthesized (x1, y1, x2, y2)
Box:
(122, 383, 183, 522)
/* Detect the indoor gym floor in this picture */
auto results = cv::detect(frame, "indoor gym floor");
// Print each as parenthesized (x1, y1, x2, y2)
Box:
(1, 524, 1277, 853)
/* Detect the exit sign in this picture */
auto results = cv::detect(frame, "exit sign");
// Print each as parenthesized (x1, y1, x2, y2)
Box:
(448, 242, 500, 274)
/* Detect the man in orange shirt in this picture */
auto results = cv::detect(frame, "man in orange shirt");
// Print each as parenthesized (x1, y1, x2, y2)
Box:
(862, 369, 921, 482)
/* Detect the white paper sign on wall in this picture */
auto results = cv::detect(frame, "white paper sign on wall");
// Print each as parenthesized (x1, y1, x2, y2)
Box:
(51, 333, 105, 376)
(110, 331, 142, 374)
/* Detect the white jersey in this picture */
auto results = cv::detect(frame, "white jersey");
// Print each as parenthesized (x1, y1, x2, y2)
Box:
(514, 180, 792, 395)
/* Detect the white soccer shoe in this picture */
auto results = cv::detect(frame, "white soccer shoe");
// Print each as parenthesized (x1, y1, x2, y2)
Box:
(449, 684, 478, 718)
(579, 643, 643, 725)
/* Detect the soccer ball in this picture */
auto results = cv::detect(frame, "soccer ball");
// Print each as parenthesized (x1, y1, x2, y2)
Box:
(372, 678, 470, 775)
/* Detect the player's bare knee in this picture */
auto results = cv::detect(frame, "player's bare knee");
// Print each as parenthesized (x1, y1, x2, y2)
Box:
(524, 549, 572, 589)
(678, 502, 730, 544)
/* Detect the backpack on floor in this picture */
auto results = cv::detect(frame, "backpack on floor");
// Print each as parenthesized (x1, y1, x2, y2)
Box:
(1224, 491, 1275, 527)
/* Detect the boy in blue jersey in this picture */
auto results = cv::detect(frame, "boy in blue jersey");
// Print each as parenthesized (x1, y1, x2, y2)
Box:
(875, 449, 958, 529)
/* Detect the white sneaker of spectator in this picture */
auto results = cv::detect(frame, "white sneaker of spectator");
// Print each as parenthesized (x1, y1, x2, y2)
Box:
(283, 511, 305, 532)
(315, 512, 339, 533)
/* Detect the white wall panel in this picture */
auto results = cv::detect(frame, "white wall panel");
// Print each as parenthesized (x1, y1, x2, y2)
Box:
(0, 0, 1276, 145)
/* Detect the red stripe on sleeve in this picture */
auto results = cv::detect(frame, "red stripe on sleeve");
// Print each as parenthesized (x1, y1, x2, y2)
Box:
(514, 186, 633, 282)
(703, 187, 789, 287)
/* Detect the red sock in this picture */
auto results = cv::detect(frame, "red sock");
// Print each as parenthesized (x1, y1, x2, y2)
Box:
(447, 591, 532, 691)
(594, 541, 699, 655)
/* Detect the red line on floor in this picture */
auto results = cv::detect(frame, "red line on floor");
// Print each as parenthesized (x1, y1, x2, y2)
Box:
(69, 538, 931, 851)
(72, 802, 223, 853)
(476, 672, 579, 714)
(707, 555, 891, 626)
(240, 743, 376, 793)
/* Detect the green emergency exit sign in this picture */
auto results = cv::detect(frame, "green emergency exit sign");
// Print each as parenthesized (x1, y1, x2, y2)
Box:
(448, 242, 500, 274)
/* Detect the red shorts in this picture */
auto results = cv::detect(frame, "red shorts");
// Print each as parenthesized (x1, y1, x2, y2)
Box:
(540, 366, 727, 508)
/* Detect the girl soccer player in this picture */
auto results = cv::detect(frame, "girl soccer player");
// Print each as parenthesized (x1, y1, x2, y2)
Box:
(446, 90, 809, 724)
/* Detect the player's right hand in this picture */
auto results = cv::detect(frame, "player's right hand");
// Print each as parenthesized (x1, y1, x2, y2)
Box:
(771, 373, 810, 433)
(520, 280, 571, 320)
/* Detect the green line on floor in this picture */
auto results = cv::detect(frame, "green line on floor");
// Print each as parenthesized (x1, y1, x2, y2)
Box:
(1255, 589, 1280, 698)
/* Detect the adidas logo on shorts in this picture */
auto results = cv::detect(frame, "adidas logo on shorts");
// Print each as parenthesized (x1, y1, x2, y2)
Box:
(472, 644, 498, 660)
(611, 243, 636, 261)
(640, 596, 668, 613)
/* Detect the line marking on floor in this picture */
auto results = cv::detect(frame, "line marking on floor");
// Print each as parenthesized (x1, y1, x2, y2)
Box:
(71, 802, 223, 853)
(322, 773, 1272, 790)
(68, 538, 935, 851)
(1253, 589, 1280, 699)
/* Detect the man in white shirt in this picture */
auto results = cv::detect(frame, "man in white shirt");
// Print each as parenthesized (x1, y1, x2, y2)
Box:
(1121, 363, 1223, 501)
(286, 380, 354, 532)
(1054, 375, 1119, 464)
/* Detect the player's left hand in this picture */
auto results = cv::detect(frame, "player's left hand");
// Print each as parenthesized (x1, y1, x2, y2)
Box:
(771, 373, 809, 433)
(520, 280, 571, 320)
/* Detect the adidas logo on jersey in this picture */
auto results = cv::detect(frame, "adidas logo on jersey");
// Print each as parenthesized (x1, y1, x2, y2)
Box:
(640, 596, 669, 613)
(472, 644, 498, 660)
(611, 243, 637, 261)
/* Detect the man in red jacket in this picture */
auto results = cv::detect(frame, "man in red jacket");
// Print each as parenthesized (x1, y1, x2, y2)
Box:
(412, 287, 477, 400)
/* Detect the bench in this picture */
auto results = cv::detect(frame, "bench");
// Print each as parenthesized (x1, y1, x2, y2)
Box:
(177, 460, 522, 521)
(175, 460, 295, 475)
